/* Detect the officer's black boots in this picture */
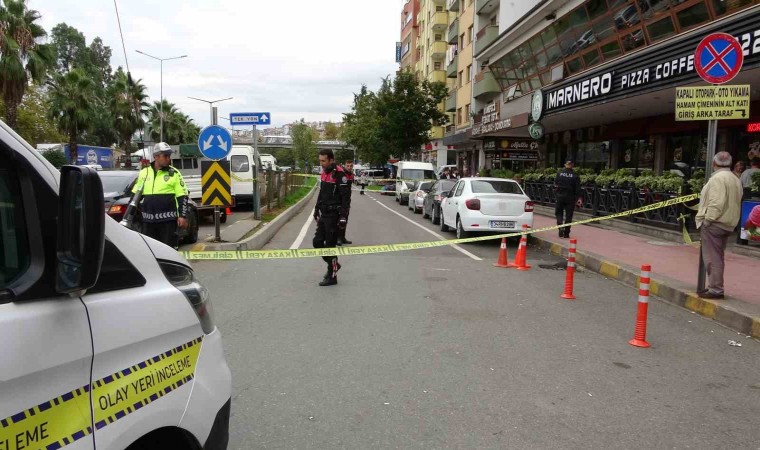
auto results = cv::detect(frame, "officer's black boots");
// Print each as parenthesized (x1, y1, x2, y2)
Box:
(342, 237, 352, 245)
(319, 260, 340, 286)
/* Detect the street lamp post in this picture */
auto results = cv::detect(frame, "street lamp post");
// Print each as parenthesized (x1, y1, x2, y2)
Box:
(187, 96, 234, 126)
(136, 50, 187, 143)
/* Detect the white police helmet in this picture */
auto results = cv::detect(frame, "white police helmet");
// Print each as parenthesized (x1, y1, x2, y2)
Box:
(153, 142, 173, 156)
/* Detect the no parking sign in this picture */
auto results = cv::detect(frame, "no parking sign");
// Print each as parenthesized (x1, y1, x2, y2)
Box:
(694, 32, 744, 84)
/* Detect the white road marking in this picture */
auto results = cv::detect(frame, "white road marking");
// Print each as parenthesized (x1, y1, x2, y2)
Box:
(290, 210, 314, 249)
(367, 194, 482, 261)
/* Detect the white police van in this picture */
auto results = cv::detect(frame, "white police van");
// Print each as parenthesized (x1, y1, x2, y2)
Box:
(0, 121, 231, 449)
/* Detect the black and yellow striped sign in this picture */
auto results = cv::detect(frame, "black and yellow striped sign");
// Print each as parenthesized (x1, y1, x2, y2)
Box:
(201, 161, 232, 207)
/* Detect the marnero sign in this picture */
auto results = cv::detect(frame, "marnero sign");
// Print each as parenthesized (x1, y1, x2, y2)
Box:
(543, 10, 760, 115)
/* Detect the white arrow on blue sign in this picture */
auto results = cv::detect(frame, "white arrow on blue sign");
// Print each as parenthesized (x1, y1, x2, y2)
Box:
(198, 125, 233, 160)
(229, 112, 271, 126)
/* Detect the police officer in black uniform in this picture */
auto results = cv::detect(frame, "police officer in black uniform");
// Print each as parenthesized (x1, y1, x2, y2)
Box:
(337, 160, 354, 246)
(554, 159, 583, 239)
(313, 149, 350, 286)
(131, 142, 189, 248)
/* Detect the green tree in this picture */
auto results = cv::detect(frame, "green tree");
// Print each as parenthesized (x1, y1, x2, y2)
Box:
(86, 37, 113, 87)
(50, 22, 87, 73)
(0, 83, 65, 145)
(108, 68, 148, 166)
(40, 148, 67, 168)
(47, 68, 97, 163)
(290, 119, 317, 168)
(342, 85, 383, 164)
(0, 0, 55, 129)
(147, 100, 199, 144)
(323, 121, 341, 140)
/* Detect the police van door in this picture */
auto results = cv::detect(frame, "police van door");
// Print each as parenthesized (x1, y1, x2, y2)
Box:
(0, 143, 94, 450)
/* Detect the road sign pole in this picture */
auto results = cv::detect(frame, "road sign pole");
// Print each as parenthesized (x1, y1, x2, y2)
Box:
(253, 124, 261, 220)
(211, 112, 221, 242)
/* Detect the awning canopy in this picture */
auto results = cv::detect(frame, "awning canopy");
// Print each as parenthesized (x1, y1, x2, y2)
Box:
(179, 144, 202, 157)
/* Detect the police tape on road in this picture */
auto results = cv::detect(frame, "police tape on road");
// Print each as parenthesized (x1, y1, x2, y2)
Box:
(180, 193, 699, 261)
(0, 337, 203, 450)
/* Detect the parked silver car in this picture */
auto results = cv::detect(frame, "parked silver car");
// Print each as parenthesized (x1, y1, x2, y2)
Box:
(407, 181, 433, 214)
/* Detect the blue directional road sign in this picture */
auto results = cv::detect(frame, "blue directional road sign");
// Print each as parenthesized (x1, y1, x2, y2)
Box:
(229, 112, 271, 126)
(198, 125, 233, 160)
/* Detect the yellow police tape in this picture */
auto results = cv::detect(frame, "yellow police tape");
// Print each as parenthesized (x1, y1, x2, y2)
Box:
(0, 336, 203, 450)
(180, 193, 700, 261)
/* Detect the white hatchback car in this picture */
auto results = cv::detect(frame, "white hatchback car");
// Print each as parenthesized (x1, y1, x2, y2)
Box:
(439, 177, 534, 239)
(407, 180, 433, 213)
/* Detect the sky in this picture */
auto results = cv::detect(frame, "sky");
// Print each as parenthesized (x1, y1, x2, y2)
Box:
(33, 0, 402, 129)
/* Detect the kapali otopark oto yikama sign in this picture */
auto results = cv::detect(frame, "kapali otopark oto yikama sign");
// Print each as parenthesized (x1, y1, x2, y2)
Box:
(542, 13, 760, 114)
(473, 102, 512, 137)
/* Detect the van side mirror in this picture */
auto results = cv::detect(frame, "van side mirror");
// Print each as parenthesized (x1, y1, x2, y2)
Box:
(56, 166, 105, 294)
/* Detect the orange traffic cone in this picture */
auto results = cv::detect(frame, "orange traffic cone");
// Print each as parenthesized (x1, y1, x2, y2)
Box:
(225, 207, 232, 215)
(515, 225, 532, 271)
(560, 239, 577, 300)
(493, 237, 517, 268)
(629, 264, 652, 348)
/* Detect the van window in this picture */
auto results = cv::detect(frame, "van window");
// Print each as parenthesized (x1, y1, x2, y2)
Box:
(0, 163, 29, 288)
(402, 169, 436, 180)
(230, 155, 250, 172)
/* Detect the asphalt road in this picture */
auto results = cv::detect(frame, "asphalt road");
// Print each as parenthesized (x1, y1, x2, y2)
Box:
(191, 189, 760, 449)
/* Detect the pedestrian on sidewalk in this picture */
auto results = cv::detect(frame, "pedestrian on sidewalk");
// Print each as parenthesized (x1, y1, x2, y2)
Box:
(337, 160, 354, 246)
(312, 149, 350, 286)
(696, 151, 743, 299)
(359, 170, 367, 195)
(740, 157, 759, 188)
(554, 160, 583, 239)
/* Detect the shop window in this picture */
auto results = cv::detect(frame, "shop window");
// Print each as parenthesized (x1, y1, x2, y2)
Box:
(540, 70, 552, 85)
(620, 139, 655, 172)
(600, 39, 623, 60)
(545, 43, 563, 64)
(554, 17, 577, 57)
(607, 0, 630, 9)
(577, 141, 611, 172)
(540, 26, 558, 48)
(519, 79, 532, 96)
(622, 28, 646, 52)
(582, 47, 601, 67)
(566, 56, 584, 75)
(535, 51, 549, 71)
(593, 13, 616, 42)
(529, 34, 545, 54)
(613, 4, 641, 31)
(529, 76, 542, 90)
(667, 132, 708, 171)
(676, 1, 710, 30)
(523, 56, 538, 77)
(570, 6, 590, 35)
(646, 16, 676, 43)
(640, 0, 673, 21)
(711, 0, 752, 17)
(586, 0, 609, 20)
(508, 51, 522, 69)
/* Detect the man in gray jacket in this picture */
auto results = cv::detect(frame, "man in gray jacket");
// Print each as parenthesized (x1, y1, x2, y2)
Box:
(695, 151, 743, 299)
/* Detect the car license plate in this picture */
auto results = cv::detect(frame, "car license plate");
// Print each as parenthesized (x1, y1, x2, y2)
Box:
(490, 220, 515, 228)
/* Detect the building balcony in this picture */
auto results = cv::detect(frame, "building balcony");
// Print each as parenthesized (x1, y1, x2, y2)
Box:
(473, 70, 501, 99)
(430, 40, 447, 59)
(447, 0, 459, 12)
(430, 70, 446, 84)
(446, 57, 458, 78)
(476, 0, 498, 15)
(474, 25, 499, 55)
(445, 90, 457, 112)
(447, 18, 459, 44)
(431, 11, 448, 32)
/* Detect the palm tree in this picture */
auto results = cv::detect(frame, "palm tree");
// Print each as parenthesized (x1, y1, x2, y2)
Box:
(178, 113, 200, 143)
(108, 70, 148, 166)
(47, 68, 96, 163)
(147, 99, 181, 143)
(0, 0, 55, 129)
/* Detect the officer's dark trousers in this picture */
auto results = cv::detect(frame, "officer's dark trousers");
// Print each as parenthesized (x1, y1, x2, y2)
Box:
(313, 213, 339, 275)
(143, 221, 178, 248)
(338, 210, 350, 241)
(555, 194, 575, 236)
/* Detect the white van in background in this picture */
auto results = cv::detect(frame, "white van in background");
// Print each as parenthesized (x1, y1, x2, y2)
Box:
(228, 145, 256, 206)
(0, 121, 231, 449)
(395, 161, 436, 204)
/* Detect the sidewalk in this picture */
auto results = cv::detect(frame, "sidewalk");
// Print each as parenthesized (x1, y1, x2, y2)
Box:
(529, 214, 760, 338)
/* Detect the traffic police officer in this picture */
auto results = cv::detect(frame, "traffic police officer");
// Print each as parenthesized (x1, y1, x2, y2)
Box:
(554, 159, 583, 239)
(337, 160, 354, 246)
(132, 142, 189, 248)
(313, 149, 350, 286)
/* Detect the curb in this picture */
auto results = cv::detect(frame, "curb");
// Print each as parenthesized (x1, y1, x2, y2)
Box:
(530, 235, 760, 339)
(189, 185, 318, 252)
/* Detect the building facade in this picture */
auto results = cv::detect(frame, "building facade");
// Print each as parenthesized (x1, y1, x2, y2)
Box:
(473, 0, 760, 175)
(400, 0, 421, 73)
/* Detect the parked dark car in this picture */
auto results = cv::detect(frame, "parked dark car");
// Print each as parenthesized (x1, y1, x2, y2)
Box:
(423, 179, 456, 225)
(98, 170, 200, 244)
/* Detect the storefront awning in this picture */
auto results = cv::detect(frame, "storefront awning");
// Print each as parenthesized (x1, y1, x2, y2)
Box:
(179, 144, 202, 157)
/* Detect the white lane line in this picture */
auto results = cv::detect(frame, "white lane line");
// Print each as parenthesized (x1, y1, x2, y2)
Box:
(290, 209, 314, 249)
(367, 194, 482, 261)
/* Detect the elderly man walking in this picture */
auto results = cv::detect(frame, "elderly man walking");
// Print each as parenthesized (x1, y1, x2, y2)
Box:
(696, 151, 743, 299)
